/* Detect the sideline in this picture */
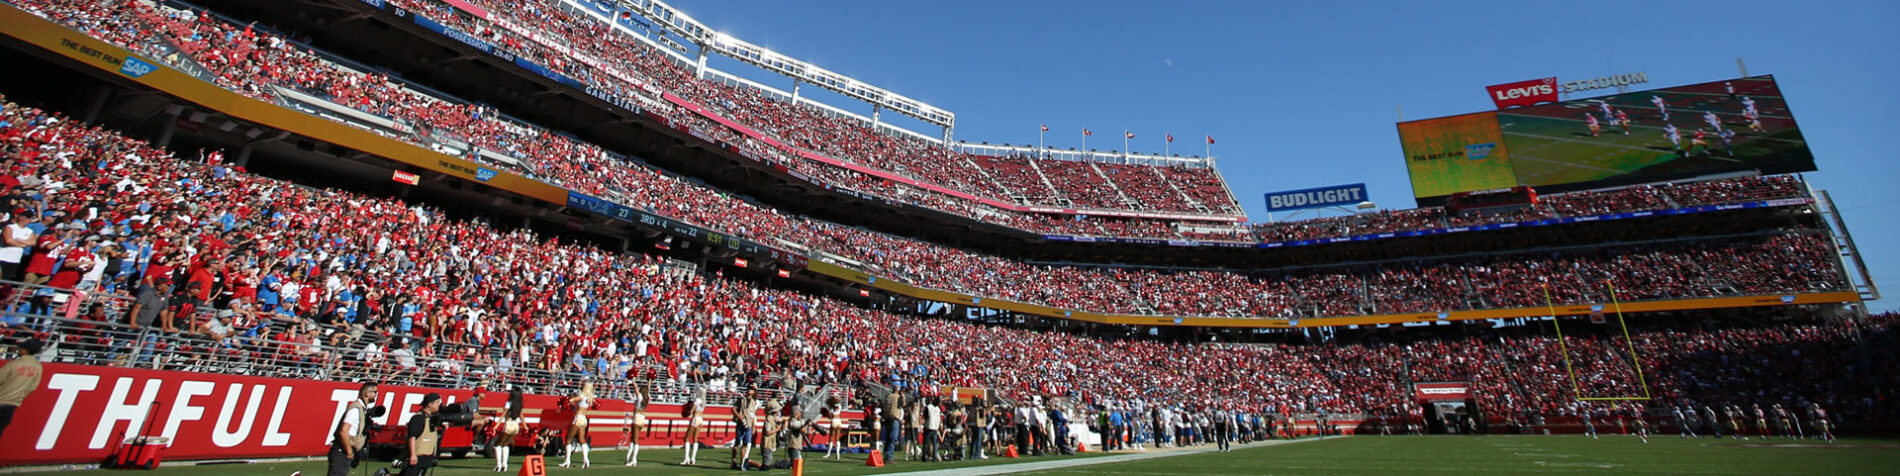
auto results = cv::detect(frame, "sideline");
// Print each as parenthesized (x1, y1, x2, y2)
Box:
(874, 437, 1339, 476)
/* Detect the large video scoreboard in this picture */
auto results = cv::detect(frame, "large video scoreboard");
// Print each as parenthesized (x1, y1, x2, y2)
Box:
(1400, 75, 1815, 201)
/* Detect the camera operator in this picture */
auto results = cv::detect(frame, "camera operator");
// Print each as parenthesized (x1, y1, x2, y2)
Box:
(1, 337, 46, 440)
(400, 393, 444, 476)
(327, 382, 381, 476)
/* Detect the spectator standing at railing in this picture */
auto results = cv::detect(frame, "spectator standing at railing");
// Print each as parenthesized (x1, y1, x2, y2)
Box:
(125, 280, 169, 329)
(20, 228, 67, 286)
(0, 337, 45, 440)
(43, 233, 96, 292)
(390, 339, 418, 369)
(0, 210, 36, 281)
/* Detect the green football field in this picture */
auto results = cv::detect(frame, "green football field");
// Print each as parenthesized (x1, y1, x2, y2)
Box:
(13, 435, 1900, 475)
(1017, 435, 1900, 476)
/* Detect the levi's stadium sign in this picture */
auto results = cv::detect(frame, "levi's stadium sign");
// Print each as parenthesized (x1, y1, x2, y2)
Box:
(1562, 72, 1649, 95)
(1485, 72, 1650, 109)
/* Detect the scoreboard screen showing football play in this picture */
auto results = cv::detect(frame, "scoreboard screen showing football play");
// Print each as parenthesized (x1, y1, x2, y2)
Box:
(1401, 75, 1817, 199)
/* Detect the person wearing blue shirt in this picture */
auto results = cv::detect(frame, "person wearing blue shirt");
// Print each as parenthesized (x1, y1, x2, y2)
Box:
(1048, 407, 1071, 454)
(336, 288, 359, 323)
(256, 271, 282, 312)
(25, 213, 53, 236)
(397, 298, 419, 334)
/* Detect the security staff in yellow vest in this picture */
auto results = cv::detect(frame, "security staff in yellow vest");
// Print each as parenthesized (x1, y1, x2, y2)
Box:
(327, 382, 379, 476)
(400, 393, 444, 476)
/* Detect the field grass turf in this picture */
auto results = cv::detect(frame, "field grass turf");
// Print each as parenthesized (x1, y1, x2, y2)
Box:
(13, 436, 1900, 475)
(1017, 435, 1900, 476)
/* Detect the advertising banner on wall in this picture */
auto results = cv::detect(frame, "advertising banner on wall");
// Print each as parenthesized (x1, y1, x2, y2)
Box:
(1413, 382, 1471, 401)
(1264, 183, 1370, 212)
(0, 362, 856, 466)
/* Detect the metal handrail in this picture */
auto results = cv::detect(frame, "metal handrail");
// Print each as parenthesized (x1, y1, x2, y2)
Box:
(1, 282, 789, 406)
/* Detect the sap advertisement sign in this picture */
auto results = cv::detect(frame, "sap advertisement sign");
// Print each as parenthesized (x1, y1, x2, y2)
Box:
(1264, 183, 1368, 212)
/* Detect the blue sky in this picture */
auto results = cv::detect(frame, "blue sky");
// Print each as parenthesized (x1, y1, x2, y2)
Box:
(675, 0, 1898, 311)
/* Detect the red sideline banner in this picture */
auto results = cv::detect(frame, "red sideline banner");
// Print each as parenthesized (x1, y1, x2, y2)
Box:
(1413, 382, 1470, 401)
(1484, 77, 1558, 109)
(0, 362, 857, 466)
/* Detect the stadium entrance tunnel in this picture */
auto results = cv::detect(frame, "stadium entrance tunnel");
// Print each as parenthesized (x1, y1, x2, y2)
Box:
(1415, 381, 1486, 435)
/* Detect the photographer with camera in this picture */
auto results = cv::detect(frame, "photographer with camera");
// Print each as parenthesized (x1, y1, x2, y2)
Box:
(1, 337, 45, 440)
(327, 382, 381, 476)
(400, 393, 444, 476)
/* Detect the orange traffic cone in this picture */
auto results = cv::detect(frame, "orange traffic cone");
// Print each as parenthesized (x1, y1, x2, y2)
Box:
(866, 450, 885, 467)
(792, 457, 805, 476)
(1077, 441, 1088, 453)
(1005, 445, 1019, 458)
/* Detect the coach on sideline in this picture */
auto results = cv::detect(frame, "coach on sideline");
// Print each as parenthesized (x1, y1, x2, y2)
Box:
(0, 337, 45, 440)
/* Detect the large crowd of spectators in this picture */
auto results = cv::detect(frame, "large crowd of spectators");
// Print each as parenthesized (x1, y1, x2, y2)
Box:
(1253, 175, 1808, 244)
(6, 1, 1887, 445)
(379, 0, 1800, 239)
(78, 0, 1827, 247)
(378, 0, 1241, 217)
(1, 0, 1847, 331)
(11, 0, 1882, 424)
(0, 95, 1355, 418)
(0, 92, 1888, 434)
(1305, 312, 1900, 425)
(21, 0, 1813, 250)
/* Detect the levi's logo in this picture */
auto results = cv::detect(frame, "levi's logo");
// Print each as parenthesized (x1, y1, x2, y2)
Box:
(1485, 77, 1559, 109)
(1492, 83, 1554, 101)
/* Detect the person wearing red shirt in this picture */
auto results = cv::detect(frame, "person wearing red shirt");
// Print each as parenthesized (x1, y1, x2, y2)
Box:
(21, 230, 75, 287)
(187, 260, 217, 303)
(46, 236, 97, 290)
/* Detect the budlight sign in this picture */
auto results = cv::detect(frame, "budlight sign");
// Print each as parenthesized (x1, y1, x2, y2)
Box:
(1264, 183, 1369, 212)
